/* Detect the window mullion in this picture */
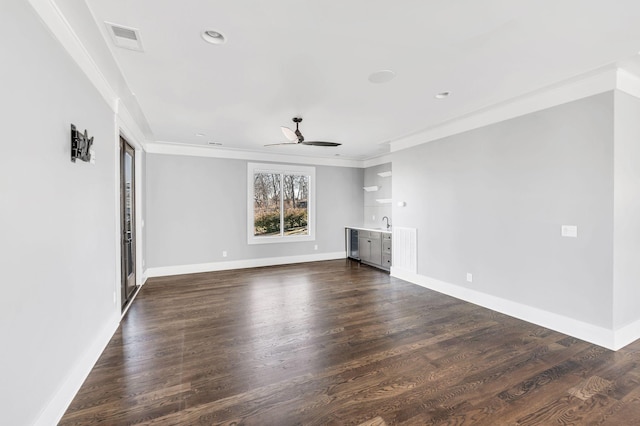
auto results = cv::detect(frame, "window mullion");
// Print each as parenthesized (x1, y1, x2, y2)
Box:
(280, 173, 284, 237)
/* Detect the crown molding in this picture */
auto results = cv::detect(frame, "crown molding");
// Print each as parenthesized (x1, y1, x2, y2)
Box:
(146, 141, 365, 168)
(116, 99, 147, 150)
(616, 68, 640, 100)
(28, 0, 149, 148)
(390, 67, 620, 153)
(28, 0, 118, 111)
(362, 153, 393, 168)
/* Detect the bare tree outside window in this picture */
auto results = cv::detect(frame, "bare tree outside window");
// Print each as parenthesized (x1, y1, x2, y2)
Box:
(248, 163, 314, 244)
(253, 173, 281, 236)
(253, 172, 309, 237)
(283, 174, 309, 235)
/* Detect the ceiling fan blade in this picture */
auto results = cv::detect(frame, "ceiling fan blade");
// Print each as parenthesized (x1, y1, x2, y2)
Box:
(281, 126, 298, 142)
(264, 141, 299, 147)
(301, 141, 342, 147)
(276, 117, 338, 147)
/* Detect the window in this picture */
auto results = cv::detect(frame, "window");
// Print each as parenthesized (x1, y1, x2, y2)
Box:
(248, 163, 315, 244)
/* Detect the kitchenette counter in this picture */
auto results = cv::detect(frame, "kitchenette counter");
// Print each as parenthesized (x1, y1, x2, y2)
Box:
(346, 226, 392, 234)
(345, 226, 392, 271)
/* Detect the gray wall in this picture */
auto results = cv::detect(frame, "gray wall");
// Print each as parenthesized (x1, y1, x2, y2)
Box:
(0, 1, 120, 424)
(613, 91, 640, 329)
(146, 154, 363, 267)
(393, 93, 615, 328)
(363, 162, 392, 229)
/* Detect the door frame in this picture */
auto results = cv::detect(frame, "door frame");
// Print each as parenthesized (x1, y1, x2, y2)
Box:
(120, 136, 137, 309)
(116, 123, 145, 316)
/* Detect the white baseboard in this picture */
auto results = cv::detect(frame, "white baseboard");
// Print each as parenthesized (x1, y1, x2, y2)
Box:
(390, 268, 629, 351)
(35, 313, 120, 426)
(613, 317, 640, 350)
(146, 251, 347, 278)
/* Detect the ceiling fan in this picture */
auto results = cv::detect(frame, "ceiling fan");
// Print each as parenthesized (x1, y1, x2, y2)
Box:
(265, 117, 342, 147)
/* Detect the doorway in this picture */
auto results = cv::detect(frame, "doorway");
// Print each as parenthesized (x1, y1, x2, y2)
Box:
(120, 136, 137, 310)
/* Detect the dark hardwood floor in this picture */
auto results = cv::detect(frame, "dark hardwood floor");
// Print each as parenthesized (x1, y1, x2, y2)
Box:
(61, 260, 640, 425)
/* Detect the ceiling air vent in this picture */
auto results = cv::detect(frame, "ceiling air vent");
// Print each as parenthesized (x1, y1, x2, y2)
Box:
(105, 22, 144, 52)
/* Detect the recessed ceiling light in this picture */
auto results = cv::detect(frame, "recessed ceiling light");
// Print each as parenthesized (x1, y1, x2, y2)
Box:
(435, 91, 451, 99)
(201, 30, 226, 44)
(195, 133, 206, 137)
(368, 70, 396, 84)
(208, 141, 223, 146)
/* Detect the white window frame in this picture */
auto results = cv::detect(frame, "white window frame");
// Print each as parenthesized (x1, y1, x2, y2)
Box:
(247, 162, 316, 245)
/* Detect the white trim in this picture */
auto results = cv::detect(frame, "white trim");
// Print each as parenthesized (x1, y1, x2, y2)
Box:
(247, 163, 316, 245)
(146, 252, 347, 278)
(27, 0, 118, 112)
(146, 141, 363, 168)
(116, 100, 148, 151)
(34, 314, 120, 426)
(117, 106, 146, 289)
(24, 0, 640, 167)
(362, 153, 393, 168)
(112, 113, 122, 310)
(613, 318, 640, 350)
(616, 68, 640, 100)
(133, 143, 144, 288)
(28, 0, 151, 148)
(390, 68, 618, 153)
(391, 268, 619, 350)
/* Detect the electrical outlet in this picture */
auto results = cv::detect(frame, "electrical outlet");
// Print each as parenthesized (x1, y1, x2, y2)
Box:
(222, 250, 227, 258)
(372, 215, 376, 221)
(466, 273, 473, 283)
(314, 245, 318, 250)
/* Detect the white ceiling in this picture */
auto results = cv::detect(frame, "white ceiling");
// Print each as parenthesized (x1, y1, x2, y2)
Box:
(83, 0, 640, 160)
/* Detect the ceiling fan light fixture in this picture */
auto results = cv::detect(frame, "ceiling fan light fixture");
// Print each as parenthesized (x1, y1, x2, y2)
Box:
(202, 30, 226, 44)
(281, 126, 298, 142)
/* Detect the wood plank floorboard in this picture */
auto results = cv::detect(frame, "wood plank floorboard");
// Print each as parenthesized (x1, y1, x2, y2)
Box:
(60, 260, 640, 425)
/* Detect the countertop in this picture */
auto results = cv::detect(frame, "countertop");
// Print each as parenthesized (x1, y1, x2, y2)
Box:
(346, 226, 392, 234)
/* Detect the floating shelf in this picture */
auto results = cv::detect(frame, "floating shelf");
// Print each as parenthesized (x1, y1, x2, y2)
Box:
(375, 198, 393, 204)
(377, 171, 392, 178)
(363, 186, 379, 192)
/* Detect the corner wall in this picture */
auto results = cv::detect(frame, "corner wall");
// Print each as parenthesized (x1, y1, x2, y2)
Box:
(613, 90, 640, 332)
(392, 93, 616, 343)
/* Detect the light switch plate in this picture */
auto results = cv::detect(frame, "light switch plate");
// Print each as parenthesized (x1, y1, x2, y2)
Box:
(561, 225, 578, 238)
(466, 273, 473, 283)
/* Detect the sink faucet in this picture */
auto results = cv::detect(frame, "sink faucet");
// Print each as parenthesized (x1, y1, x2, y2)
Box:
(382, 216, 391, 230)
